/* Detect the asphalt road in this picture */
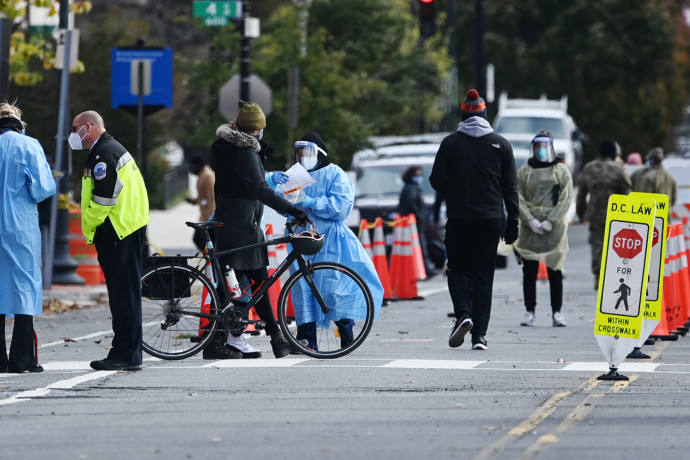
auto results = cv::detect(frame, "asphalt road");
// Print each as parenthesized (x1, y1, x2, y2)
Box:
(2, 221, 689, 460)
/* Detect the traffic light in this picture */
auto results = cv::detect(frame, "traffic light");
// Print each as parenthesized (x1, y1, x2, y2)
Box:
(419, 0, 437, 39)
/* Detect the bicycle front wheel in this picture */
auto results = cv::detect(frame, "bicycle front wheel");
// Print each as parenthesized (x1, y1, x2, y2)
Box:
(277, 262, 375, 359)
(141, 262, 220, 360)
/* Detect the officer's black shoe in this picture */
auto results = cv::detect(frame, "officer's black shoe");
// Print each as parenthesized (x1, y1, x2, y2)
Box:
(89, 358, 141, 371)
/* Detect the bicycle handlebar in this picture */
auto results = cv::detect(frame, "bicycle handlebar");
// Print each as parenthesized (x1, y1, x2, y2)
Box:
(285, 208, 315, 235)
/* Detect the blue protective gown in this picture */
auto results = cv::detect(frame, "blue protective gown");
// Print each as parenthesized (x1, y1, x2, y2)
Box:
(0, 130, 56, 317)
(270, 164, 383, 329)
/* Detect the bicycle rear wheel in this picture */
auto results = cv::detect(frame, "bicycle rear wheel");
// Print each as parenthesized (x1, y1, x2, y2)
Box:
(141, 262, 219, 360)
(277, 262, 374, 359)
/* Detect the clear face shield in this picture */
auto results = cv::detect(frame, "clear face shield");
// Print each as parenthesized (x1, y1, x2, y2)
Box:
(294, 140, 327, 171)
(531, 136, 555, 162)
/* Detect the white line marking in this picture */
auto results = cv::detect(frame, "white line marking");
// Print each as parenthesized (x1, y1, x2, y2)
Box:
(201, 358, 310, 368)
(5, 359, 676, 373)
(41, 361, 93, 371)
(0, 371, 115, 406)
(417, 286, 449, 297)
(563, 362, 660, 372)
(383, 359, 486, 369)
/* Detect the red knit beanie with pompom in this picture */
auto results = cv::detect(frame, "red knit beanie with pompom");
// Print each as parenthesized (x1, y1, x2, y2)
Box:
(461, 89, 487, 121)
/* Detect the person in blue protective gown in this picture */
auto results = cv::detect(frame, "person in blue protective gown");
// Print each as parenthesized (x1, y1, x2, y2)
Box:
(266, 132, 384, 350)
(0, 102, 56, 373)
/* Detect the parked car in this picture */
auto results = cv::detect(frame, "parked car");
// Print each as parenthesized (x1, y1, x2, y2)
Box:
(493, 92, 588, 180)
(346, 138, 447, 268)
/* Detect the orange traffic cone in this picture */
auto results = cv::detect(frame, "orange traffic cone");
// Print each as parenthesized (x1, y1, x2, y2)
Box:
(671, 225, 690, 334)
(198, 284, 212, 337)
(69, 208, 102, 285)
(674, 223, 690, 330)
(663, 229, 683, 335)
(265, 223, 283, 320)
(537, 259, 549, 281)
(245, 306, 259, 335)
(407, 214, 427, 281)
(388, 216, 421, 300)
(649, 295, 679, 341)
(359, 219, 374, 259)
(372, 217, 393, 300)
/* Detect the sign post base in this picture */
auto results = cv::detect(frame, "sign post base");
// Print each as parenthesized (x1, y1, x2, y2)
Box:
(597, 367, 629, 381)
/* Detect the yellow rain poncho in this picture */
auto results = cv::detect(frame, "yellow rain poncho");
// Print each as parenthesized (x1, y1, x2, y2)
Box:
(514, 161, 573, 271)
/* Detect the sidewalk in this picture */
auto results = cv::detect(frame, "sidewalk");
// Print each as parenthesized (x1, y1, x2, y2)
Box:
(43, 202, 198, 304)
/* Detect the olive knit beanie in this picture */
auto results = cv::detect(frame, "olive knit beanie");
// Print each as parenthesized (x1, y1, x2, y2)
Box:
(236, 100, 266, 131)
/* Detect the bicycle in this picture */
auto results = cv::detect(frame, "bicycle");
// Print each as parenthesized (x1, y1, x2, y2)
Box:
(140, 218, 375, 360)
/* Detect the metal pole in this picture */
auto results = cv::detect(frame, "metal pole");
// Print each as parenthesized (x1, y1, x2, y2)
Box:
(137, 60, 145, 180)
(475, 0, 486, 97)
(45, 1, 84, 286)
(240, 0, 250, 101)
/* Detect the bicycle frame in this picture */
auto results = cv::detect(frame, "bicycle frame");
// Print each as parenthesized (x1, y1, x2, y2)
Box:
(174, 228, 329, 326)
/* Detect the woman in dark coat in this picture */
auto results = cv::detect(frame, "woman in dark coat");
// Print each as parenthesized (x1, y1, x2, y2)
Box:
(211, 100, 308, 359)
(398, 165, 438, 277)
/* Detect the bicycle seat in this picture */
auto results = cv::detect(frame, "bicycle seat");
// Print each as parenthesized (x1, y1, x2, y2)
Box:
(290, 231, 324, 255)
(185, 221, 224, 230)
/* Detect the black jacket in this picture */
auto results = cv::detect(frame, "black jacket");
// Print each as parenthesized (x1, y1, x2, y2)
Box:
(211, 126, 292, 270)
(430, 130, 518, 222)
(398, 183, 427, 224)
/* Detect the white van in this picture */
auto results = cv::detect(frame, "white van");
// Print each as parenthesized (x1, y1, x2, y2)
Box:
(493, 92, 587, 179)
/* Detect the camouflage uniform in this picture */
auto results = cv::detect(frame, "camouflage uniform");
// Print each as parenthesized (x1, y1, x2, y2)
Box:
(576, 158, 631, 285)
(632, 164, 677, 206)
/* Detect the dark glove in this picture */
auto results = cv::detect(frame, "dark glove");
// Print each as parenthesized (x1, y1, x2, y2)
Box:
(503, 218, 518, 245)
(287, 205, 310, 225)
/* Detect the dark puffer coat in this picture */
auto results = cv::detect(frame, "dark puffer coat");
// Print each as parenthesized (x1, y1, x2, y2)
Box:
(211, 125, 293, 270)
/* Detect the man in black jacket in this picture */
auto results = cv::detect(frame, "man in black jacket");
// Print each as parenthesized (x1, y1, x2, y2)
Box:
(430, 89, 519, 351)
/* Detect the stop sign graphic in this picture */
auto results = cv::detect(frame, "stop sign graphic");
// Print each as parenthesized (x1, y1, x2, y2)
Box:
(652, 226, 660, 247)
(612, 228, 644, 259)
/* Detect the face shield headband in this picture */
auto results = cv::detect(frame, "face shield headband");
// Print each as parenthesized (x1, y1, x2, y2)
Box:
(531, 136, 555, 162)
(294, 140, 327, 170)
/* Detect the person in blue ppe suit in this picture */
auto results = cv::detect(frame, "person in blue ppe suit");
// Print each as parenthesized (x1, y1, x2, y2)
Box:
(0, 102, 56, 373)
(267, 132, 384, 350)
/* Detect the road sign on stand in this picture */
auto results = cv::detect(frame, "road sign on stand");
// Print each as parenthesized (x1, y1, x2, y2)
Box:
(219, 73, 272, 121)
(111, 47, 172, 114)
(594, 194, 656, 379)
(630, 193, 670, 348)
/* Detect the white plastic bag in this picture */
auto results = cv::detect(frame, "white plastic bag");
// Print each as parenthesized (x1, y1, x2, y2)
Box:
(278, 163, 316, 203)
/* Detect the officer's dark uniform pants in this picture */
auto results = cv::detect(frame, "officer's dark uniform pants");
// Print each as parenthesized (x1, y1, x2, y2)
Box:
(444, 218, 502, 338)
(0, 314, 37, 372)
(95, 224, 146, 365)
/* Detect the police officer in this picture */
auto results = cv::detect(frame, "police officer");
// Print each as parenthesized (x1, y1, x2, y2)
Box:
(70, 111, 149, 371)
(576, 140, 631, 290)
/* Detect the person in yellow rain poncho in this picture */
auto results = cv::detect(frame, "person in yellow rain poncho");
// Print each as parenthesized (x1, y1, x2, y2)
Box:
(513, 131, 573, 328)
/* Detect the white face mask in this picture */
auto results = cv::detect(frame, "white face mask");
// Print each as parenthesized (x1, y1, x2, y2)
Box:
(68, 125, 86, 150)
(300, 156, 318, 170)
(257, 129, 263, 141)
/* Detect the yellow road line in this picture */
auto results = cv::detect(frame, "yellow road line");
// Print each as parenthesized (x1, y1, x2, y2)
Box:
(518, 376, 637, 460)
(474, 378, 600, 460)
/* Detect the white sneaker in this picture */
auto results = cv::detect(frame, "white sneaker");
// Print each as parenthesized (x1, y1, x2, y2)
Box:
(520, 312, 535, 326)
(552, 312, 567, 327)
(226, 334, 262, 358)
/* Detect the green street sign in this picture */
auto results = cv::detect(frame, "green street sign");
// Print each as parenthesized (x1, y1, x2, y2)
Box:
(193, 1, 242, 27)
